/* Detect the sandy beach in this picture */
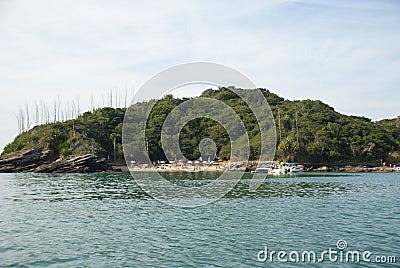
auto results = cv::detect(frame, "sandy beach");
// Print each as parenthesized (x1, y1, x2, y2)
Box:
(117, 161, 400, 173)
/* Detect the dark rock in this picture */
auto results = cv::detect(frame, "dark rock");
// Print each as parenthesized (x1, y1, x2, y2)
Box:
(312, 166, 330, 172)
(0, 146, 113, 173)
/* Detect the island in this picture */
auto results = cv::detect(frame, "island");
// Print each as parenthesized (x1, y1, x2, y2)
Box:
(1, 87, 399, 173)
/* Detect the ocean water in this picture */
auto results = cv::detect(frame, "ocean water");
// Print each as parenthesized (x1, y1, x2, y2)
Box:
(0, 172, 399, 267)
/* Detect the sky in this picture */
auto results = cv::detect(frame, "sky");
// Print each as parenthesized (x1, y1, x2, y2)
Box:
(0, 0, 399, 151)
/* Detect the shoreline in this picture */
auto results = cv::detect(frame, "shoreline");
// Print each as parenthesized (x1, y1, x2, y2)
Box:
(114, 162, 399, 173)
(0, 145, 398, 174)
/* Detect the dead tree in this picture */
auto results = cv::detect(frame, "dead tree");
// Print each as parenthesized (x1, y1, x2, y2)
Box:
(35, 100, 39, 125)
(53, 100, 57, 123)
(57, 95, 61, 121)
(19, 107, 25, 133)
(25, 103, 30, 130)
(15, 113, 21, 135)
(75, 97, 79, 117)
(90, 94, 94, 112)
(124, 87, 127, 108)
(40, 100, 45, 125)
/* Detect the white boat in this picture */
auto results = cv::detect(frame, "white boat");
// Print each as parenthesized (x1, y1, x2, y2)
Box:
(252, 162, 303, 175)
(393, 166, 400, 171)
(252, 167, 272, 173)
(289, 166, 303, 173)
(270, 167, 286, 175)
(286, 162, 303, 174)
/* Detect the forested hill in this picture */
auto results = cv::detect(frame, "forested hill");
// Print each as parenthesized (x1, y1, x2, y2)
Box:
(2, 87, 400, 165)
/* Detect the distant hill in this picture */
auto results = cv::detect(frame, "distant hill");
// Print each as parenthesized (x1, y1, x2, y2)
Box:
(2, 87, 400, 166)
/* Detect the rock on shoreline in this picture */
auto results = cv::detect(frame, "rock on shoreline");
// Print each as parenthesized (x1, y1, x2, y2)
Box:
(0, 146, 113, 173)
(304, 164, 395, 172)
(227, 161, 397, 173)
(1, 149, 398, 173)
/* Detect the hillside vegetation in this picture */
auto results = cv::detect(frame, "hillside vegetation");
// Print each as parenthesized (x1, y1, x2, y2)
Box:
(2, 87, 400, 165)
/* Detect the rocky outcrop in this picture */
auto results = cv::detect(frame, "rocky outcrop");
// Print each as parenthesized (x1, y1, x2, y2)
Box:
(0, 146, 50, 172)
(33, 154, 112, 173)
(304, 164, 394, 172)
(310, 166, 331, 172)
(0, 146, 113, 173)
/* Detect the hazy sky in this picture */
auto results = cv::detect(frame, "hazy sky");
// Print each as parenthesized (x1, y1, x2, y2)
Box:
(0, 0, 399, 151)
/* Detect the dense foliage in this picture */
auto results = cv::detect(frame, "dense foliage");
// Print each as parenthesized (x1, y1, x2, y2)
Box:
(3, 108, 126, 160)
(2, 88, 400, 165)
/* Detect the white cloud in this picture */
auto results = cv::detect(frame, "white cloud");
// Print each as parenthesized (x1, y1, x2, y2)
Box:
(0, 0, 399, 150)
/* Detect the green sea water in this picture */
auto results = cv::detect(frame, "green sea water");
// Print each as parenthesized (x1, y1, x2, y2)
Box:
(0, 172, 399, 267)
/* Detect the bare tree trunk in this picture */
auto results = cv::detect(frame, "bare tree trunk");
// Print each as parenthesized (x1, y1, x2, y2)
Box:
(16, 115, 21, 135)
(90, 94, 94, 112)
(19, 107, 25, 132)
(119, 88, 122, 107)
(15, 112, 22, 134)
(124, 86, 127, 108)
(53, 100, 57, 122)
(40, 100, 45, 125)
(76, 96, 80, 117)
(45, 104, 50, 124)
(115, 88, 118, 108)
(25, 103, 30, 130)
(71, 100, 76, 119)
(115, 88, 117, 108)
(57, 95, 61, 121)
(67, 101, 70, 120)
(35, 100, 39, 125)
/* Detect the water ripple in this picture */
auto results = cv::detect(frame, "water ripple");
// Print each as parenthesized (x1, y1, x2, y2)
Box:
(0, 172, 399, 267)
